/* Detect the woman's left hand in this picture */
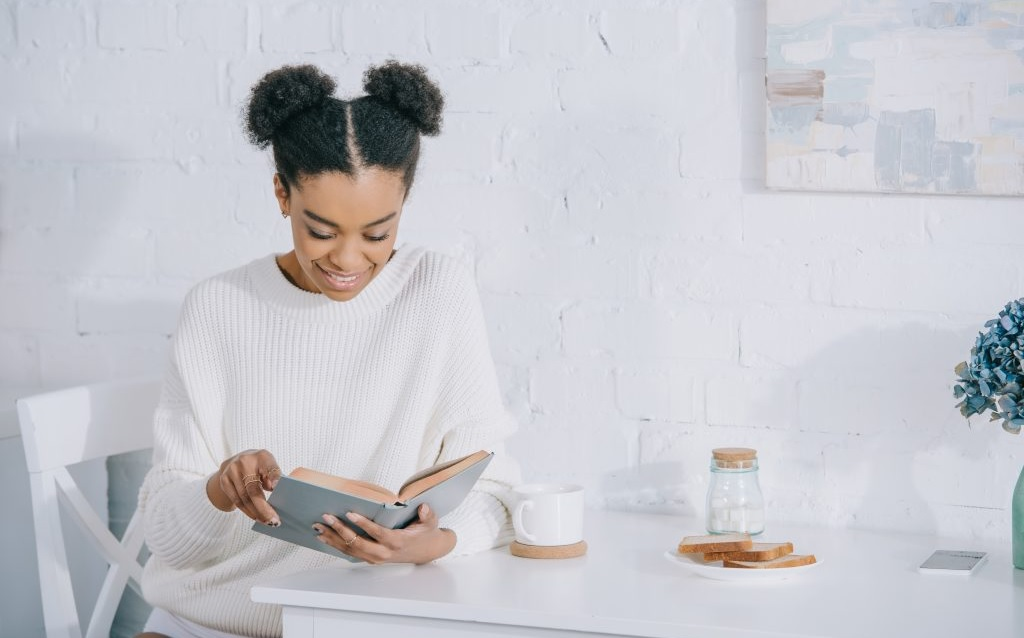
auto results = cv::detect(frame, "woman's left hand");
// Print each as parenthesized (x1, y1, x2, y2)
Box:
(312, 504, 456, 564)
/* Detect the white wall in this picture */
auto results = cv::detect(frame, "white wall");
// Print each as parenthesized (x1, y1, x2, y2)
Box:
(2, 0, 1023, 613)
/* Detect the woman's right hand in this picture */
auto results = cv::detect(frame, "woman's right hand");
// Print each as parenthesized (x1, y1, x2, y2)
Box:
(206, 449, 282, 526)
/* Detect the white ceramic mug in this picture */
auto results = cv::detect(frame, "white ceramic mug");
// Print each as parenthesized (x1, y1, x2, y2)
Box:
(512, 483, 584, 546)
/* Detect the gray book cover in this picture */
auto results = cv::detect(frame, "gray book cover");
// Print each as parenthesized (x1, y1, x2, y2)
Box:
(252, 452, 493, 562)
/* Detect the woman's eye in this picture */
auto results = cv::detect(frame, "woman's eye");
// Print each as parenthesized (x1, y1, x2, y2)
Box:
(307, 228, 333, 240)
(366, 233, 390, 243)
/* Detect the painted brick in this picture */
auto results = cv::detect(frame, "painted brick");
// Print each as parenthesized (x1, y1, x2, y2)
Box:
(0, 165, 74, 230)
(648, 245, 818, 304)
(0, 57, 69, 107)
(509, 8, 596, 59)
(76, 288, 181, 335)
(831, 245, 1017, 315)
(261, 2, 333, 53)
(742, 192, 927, 247)
(705, 369, 799, 429)
(172, 110, 248, 165)
(557, 62, 691, 117)
(178, 2, 247, 53)
(14, 110, 97, 161)
(477, 235, 646, 300)
(153, 230, 281, 281)
(17, 3, 86, 49)
(438, 66, 555, 114)
(925, 195, 1024, 246)
(338, 3, 426, 57)
(0, 278, 76, 332)
(0, 227, 151, 278)
(528, 360, 617, 419)
(38, 334, 169, 387)
(563, 301, 738, 362)
(413, 112, 503, 183)
(598, 7, 682, 57)
(494, 363, 531, 425)
(509, 415, 638, 497)
(503, 117, 680, 192)
(566, 180, 745, 244)
(97, 2, 172, 50)
(0, 4, 14, 54)
(67, 55, 219, 107)
(75, 165, 238, 229)
(0, 334, 40, 386)
(425, 7, 501, 60)
(614, 366, 695, 423)
(479, 293, 562, 366)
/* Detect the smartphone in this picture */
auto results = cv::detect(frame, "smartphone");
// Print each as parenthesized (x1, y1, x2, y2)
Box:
(918, 549, 988, 574)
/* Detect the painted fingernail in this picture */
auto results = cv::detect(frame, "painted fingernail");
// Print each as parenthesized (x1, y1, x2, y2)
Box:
(267, 518, 280, 527)
(312, 524, 322, 535)
(322, 514, 337, 525)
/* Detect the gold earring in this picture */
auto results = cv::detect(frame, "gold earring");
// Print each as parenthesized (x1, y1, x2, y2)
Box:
(281, 211, 288, 218)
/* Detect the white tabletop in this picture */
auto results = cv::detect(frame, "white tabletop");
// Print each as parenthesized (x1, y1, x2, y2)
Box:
(252, 508, 1024, 638)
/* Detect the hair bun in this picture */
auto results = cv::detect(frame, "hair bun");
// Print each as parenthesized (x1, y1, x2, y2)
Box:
(245, 64, 336, 148)
(363, 60, 444, 136)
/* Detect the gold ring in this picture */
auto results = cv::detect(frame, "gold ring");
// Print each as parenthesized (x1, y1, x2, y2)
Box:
(267, 466, 282, 476)
(345, 535, 358, 546)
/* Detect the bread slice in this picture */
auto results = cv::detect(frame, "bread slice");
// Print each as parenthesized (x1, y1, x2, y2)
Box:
(677, 533, 752, 554)
(724, 553, 816, 569)
(703, 542, 793, 562)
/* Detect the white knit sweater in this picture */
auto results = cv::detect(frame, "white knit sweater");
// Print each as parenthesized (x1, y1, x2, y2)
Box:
(138, 245, 520, 638)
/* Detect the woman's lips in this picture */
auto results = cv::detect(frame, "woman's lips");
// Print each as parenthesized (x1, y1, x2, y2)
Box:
(316, 263, 367, 291)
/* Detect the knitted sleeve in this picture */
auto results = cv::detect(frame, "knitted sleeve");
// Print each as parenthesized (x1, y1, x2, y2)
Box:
(137, 285, 244, 569)
(429, 264, 521, 557)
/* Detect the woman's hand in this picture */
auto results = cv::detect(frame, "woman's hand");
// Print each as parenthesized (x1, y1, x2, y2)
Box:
(206, 449, 282, 526)
(313, 504, 456, 564)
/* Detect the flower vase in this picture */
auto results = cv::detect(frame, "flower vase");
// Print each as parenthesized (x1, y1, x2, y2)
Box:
(1014, 463, 1024, 569)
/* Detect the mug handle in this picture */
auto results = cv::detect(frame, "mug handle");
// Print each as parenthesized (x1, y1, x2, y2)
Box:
(512, 500, 537, 544)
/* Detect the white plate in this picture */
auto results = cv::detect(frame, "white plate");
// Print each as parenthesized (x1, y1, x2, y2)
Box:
(663, 550, 822, 582)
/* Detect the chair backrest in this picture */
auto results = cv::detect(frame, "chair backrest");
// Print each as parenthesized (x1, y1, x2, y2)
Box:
(17, 379, 162, 638)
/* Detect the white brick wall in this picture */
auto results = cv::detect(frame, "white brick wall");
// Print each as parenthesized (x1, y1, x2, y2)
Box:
(3, 0, 1023, 590)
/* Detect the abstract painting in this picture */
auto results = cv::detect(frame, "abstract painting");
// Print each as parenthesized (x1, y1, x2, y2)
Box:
(766, 1, 1024, 196)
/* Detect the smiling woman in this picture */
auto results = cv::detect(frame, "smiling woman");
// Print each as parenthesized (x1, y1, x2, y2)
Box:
(133, 61, 520, 638)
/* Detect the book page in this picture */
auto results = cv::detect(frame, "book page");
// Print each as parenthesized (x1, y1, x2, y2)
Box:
(397, 450, 491, 502)
(289, 467, 399, 504)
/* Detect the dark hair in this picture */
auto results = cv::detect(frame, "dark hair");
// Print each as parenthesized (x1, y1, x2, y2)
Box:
(244, 60, 444, 195)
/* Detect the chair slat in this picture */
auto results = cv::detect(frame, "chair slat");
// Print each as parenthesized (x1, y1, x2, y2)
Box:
(18, 380, 161, 638)
(18, 380, 160, 473)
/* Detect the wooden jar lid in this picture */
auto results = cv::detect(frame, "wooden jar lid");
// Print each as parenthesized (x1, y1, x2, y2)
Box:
(712, 447, 757, 461)
(510, 540, 588, 559)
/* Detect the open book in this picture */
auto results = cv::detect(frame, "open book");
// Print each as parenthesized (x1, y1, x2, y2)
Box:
(252, 450, 493, 561)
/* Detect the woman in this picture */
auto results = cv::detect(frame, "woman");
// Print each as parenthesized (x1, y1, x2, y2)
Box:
(137, 61, 519, 638)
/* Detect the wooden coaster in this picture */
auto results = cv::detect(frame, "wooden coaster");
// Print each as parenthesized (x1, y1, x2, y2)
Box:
(510, 540, 587, 559)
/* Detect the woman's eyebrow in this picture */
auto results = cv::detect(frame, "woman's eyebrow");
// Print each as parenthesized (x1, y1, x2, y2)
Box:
(302, 209, 397, 230)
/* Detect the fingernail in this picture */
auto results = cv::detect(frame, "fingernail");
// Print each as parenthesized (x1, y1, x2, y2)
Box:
(346, 512, 359, 522)
(323, 514, 337, 525)
(267, 518, 280, 527)
(312, 524, 322, 535)
(422, 504, 430, 515)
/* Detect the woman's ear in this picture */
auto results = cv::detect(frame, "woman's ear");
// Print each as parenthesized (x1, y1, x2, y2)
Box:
(273, 173, 290, 215)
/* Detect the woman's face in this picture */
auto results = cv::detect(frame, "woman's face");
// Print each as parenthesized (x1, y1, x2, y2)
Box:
(274, 169, 406, 302)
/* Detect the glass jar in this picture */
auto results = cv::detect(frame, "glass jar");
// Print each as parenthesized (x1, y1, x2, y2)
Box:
(705, 447, 765, 535)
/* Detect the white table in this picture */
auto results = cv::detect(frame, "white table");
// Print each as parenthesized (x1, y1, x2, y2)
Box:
(251, 508, 1024, 638)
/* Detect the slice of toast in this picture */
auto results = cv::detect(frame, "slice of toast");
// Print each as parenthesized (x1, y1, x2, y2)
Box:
(703, 542, 794, 562)
(677, 532, 752, 554)
(724, 553, 816, 569)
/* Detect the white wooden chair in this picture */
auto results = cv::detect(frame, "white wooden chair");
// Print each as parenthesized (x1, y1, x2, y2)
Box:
(17, 379, 162, 638)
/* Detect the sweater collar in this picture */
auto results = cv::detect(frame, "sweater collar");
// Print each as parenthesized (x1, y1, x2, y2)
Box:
(249, 244, 426, 321)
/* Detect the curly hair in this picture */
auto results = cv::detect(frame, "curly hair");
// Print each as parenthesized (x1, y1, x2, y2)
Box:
(243, 60, 444, 195)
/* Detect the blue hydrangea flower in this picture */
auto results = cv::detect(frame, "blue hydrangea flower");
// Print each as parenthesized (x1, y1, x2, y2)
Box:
(954, 298, 1024, 435)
